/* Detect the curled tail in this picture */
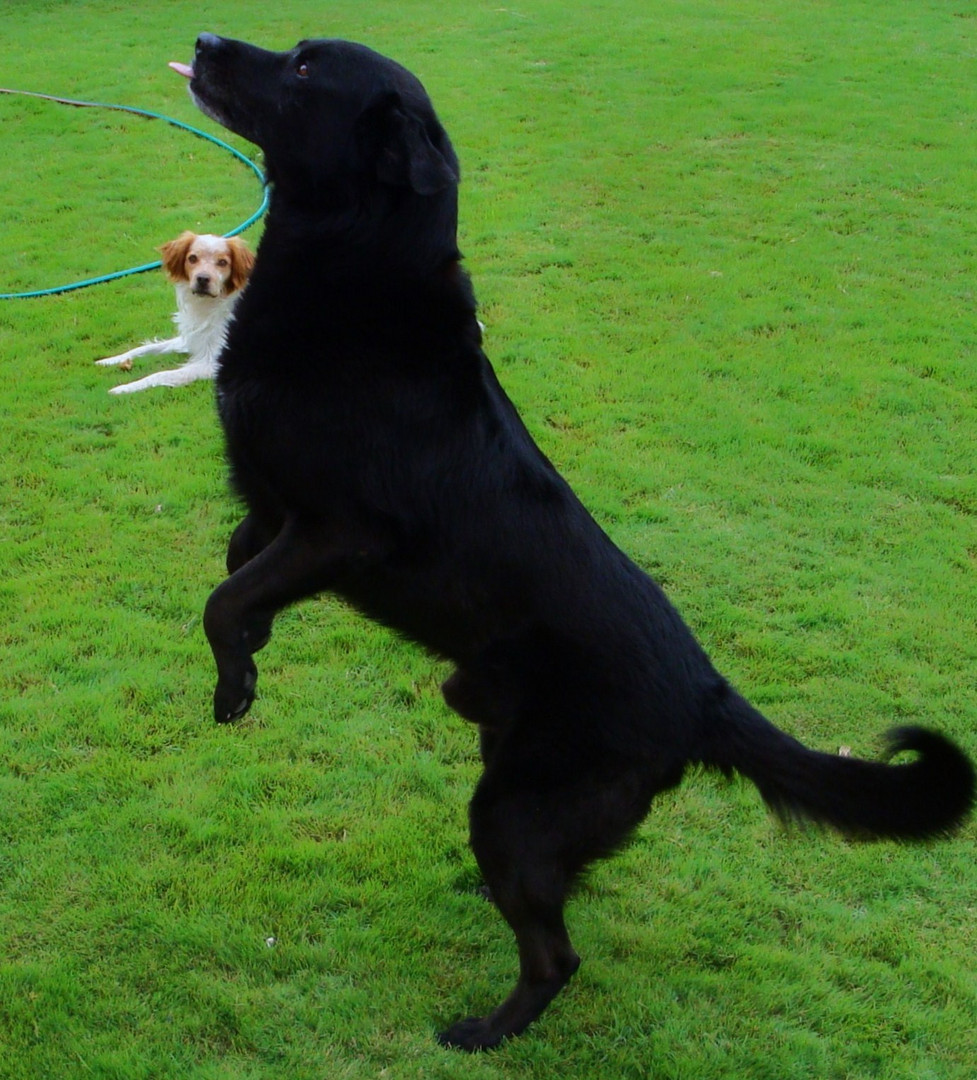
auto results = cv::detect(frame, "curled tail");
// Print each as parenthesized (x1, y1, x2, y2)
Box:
(703, 689, 974, 840)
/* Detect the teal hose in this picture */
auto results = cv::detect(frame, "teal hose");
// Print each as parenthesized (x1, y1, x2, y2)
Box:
(0, 88, 268, 300)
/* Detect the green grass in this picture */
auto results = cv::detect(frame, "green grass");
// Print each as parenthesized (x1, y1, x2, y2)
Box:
(2, 1, 976, 1077)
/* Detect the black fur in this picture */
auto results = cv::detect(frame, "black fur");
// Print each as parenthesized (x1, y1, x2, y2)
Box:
(188, 34, 975, 1050)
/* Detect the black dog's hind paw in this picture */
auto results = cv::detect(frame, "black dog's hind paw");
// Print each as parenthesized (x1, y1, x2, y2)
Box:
(437, 1016, 507, 1053)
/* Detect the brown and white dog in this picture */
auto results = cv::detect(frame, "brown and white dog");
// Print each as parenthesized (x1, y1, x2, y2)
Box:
(96, 231, 254, 393)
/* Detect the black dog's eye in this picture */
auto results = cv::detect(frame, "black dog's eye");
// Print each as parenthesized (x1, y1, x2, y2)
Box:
(296, 61, 309, 78)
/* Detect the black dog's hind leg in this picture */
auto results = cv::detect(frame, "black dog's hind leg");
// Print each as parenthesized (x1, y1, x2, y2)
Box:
(442, 654, 522, 768)
(204, 517, 358, 723)
(438, 733, 668, 1052)
(438, 783, 581, 1051)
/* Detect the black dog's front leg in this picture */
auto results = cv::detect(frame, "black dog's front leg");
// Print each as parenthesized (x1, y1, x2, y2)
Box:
(204, 516, 352, 723)
(226, 510, 285, 575)
(219, 513, 287, 659)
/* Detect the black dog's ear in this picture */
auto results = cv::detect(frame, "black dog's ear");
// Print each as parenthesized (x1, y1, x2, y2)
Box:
(363, 92, 457, 195)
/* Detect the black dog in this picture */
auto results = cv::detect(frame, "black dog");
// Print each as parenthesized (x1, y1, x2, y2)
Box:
(180, 34, 974, 1050)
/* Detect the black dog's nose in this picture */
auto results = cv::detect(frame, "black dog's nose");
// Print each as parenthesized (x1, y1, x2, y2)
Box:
(196, 32, 223, 55)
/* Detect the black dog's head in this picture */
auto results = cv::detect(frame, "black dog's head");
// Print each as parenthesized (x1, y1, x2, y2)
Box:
(185, 34, 459, 213)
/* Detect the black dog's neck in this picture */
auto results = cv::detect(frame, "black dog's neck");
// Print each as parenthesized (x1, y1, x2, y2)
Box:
(260, 179, 461, 281)
(232, 187, 480, 368)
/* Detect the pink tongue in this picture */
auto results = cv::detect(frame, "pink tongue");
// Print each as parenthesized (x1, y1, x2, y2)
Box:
(169, 61, 193, 79)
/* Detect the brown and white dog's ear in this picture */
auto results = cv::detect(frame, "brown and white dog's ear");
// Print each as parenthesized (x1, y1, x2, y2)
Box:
(226, 237, 256, 293)
(159, 232, 197, 282)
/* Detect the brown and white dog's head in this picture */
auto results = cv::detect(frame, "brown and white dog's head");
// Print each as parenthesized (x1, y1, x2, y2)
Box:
(160, 231, 255, 298)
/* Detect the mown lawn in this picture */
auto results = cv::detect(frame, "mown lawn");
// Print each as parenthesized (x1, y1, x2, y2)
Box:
(1, 2, 975, 1078)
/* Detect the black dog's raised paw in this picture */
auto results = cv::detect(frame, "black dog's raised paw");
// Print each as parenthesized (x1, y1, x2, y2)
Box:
(213, 666, 257, 724)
